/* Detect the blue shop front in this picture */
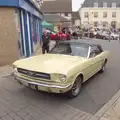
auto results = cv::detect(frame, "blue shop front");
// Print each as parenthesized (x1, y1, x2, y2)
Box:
(0, 0, 43, 60)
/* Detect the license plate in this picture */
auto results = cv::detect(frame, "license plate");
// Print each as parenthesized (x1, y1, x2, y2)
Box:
(29, 84, 37, 89)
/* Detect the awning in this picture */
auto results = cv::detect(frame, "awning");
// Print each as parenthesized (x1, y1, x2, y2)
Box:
(42, 21, 54, 31)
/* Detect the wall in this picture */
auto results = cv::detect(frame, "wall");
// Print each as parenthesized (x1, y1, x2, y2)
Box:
(74, 19, 81, 26)
(80, 8, 120, 29)
(0, 7, 19, 65)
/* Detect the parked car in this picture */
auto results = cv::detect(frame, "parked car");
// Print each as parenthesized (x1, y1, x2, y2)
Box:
(50, 32, 57, 40)
(110, 33, 119, 40)
(101, 31, 110, 40)
(96, 31, 103, 39)
(50, 32, 71, 40)
(13, 41, 110, 98)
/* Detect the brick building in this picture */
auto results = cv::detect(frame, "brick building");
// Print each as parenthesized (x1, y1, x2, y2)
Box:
(0, 0, 43, 65)
(41, 0, 72, 31)
(41, 0, 72, 19)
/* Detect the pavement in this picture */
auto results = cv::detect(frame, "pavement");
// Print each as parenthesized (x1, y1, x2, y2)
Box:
(0, 71, 93, 120)
(0, 39, 120, 120)
(95, 89, 120, 120)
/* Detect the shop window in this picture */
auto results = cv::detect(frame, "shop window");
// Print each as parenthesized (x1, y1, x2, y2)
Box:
(14, 9, 24, 57)
(31, 16, 41, 52)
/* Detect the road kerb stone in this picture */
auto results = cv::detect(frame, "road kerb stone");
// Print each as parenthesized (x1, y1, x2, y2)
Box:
(95, 89, 120, 118)
(89, 116, 100, 120)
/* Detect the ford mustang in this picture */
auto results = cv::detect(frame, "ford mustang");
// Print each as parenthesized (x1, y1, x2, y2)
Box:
(13, 41, 110, 98)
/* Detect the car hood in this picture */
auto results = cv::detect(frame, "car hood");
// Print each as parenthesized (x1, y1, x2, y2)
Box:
(13, 54, 86, 74)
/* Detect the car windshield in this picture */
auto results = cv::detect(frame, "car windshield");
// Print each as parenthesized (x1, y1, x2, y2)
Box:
(50, 43, 89, 58)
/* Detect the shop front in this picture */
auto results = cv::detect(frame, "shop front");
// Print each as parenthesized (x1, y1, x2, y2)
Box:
(0, 0, 43, 65)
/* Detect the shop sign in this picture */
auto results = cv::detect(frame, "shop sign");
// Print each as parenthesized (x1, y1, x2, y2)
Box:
(30, 0, 42, 8)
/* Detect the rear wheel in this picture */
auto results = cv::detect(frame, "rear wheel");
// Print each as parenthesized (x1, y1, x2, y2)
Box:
(100, 59, 107, 73)
(67, 76, 83, 98)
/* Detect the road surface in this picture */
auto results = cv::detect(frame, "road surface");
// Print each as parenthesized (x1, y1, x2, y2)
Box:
(1, 39, 120, 118)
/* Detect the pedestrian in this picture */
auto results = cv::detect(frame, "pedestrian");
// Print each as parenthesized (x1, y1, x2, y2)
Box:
(119, 31, 120, 43)
(42, 31, 50, 54)
(108, 31, 111, 42)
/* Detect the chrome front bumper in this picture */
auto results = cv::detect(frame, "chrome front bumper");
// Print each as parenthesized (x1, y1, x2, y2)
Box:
(14, 75, 72, 93)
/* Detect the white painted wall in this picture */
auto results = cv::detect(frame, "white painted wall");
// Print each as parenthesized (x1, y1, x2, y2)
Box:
(80, 7, 120, 28)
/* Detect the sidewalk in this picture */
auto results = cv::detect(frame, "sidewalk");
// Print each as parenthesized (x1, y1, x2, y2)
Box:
(0, 65, 120, 120)
(0, 65, 13, 78)
(94, 89, 120, 120)
(0, 65, 93, 120)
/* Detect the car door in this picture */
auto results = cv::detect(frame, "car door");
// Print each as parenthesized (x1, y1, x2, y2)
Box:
(87, 46, 103, 78)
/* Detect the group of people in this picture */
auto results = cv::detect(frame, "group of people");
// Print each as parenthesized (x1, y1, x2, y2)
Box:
(41, 27, 84, 54)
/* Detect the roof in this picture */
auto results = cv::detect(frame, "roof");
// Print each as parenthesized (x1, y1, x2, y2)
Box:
(44, 14, 71, 23)
(0, 0, 43, 18)
(82, 0, 120, 7)
(72, 11, 80, 20)
(41, 0, 72, 13)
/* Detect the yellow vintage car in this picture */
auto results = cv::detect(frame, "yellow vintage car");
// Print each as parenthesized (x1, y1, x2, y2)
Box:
(13, 41, 110, 98)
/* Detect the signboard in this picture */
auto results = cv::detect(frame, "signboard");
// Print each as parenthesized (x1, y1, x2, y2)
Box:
(29, 0, 42, 9)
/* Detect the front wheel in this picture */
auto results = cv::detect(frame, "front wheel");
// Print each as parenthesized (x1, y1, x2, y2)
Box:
(67, 76, 83, 98)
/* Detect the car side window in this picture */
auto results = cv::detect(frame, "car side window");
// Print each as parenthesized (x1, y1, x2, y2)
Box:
(89, 46, 102, 58)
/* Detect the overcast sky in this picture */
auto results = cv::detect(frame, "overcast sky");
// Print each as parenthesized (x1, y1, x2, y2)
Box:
(72, 0, 85, 11)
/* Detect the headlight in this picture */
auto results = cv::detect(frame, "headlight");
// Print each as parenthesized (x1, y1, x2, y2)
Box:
(59, 74, 67, 82)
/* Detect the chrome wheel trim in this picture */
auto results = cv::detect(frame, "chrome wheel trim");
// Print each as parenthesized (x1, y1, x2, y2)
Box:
(72, 78, 82, 96)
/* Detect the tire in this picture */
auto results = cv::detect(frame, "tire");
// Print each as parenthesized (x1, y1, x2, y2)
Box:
(99, 59, 107, 73)
(67, 76, 83, 98)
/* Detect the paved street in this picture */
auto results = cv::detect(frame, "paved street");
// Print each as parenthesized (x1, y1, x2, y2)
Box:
(0, 39, 120, 120)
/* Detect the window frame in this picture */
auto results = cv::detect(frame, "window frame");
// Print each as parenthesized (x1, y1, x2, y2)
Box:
(103, 21, 108, 27)
(103, 12, 107, 18)
(112, 12, 116, 18)
(88, 45, 103, 58)
(94, 12, 98, 18)
(112, 2, 117, 8)
(94, 21, 99, 27)
(103, 2, 107, 8)
(93, 2, 98, 8)
(84, 12, 89, 18)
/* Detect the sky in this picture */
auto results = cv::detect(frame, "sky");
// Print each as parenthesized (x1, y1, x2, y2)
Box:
(72, 0, 85, 11)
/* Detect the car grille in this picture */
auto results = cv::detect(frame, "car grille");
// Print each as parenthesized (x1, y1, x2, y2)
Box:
(17, 68, 51, 80)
